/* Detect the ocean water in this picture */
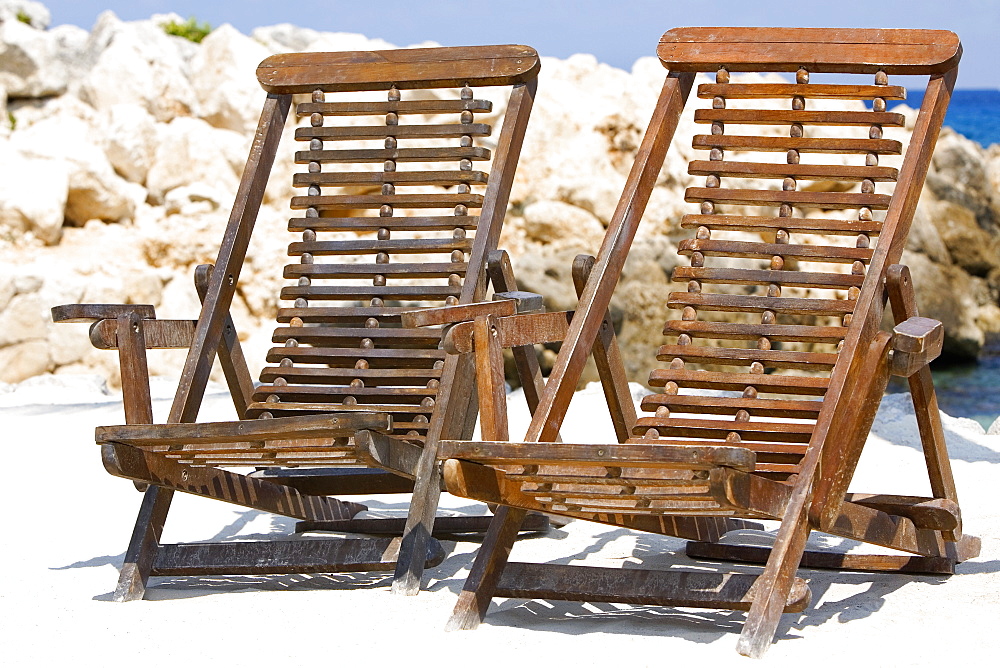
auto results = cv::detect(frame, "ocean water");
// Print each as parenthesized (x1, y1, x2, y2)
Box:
(888, 337, 1000, 430)
(894, 88, 1000, 147)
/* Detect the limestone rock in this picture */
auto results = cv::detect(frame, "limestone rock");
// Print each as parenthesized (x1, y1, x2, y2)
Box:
(522, 200, 605, 245)
(190, 24, 271, 134)
(0, 0, 49, 29)
(0, 20, 88, 98)
(0, 339, 50, 383)
(0, 143, 68, 244)
(145, 116, 248, 203)
(928, 198, 1000, 277)
(103, 103, 158, 184)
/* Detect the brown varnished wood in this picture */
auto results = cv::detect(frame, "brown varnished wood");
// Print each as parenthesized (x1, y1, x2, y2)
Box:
(681, 214, 883, 235)
(295, 123, 491, 140)
(664, 320, 848, 343)
(667, 292, 856, 315)
(641, 394, 823, 419)
(694, 108, 905, 127)
(686, 542, 957, 575)
(295, 146, 490, 163)
(692, 134, 902, 154)
(288, 215, 480, 232)
(286, 238, 475, 256)
(698, 83, 907, 100)
(296, 98, 492, 116)
(258, 44, 540, 93)
(678, 238, 874, 262)
(656, 345, 838, 370)
(649, 369, 830, 395)
(280, 285, 461, 301)
(292, 170, 489, 187)
(658, 27, 961, 74)
(51, 303, 156, 323)
(290, 193, 485, 210)
(685, 186, 892, 210)
(688, 160, 898, 182)
(672, 267, 865, 289)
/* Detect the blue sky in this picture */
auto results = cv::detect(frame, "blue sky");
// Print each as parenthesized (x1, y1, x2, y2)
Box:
(43, 0, 1000, 88)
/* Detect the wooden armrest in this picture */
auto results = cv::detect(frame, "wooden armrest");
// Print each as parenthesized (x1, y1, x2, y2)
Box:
(492, 290, 544, 313)
(444, 310, 574, 354)
(51, 303, 156, 323)
(400, 298, 517, 328)
(89, 319, 198, 350)
(890, 316, 944, 377)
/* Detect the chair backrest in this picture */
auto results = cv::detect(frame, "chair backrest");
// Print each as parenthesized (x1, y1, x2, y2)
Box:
(174, 46, 538, 458)
(525, 29, 960, 471)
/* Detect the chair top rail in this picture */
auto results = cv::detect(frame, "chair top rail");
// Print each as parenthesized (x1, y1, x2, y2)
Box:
(658, 27, 961, 74)
(257, 45, 540, 93)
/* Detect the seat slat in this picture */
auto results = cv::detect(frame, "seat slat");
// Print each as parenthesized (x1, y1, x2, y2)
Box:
(667, 292, 855, 315)
(275, 307, 440, 323)
(678, 238, 874, 262)
(685, 187, 892, 210)
(681, 214, 883, 235)
(246, 401, 435, 415)
(271, 326, 442, 345)
(265, 346, 445, 367)
(259, 367, 442, 386)
(288, 215, 479, 232)
(694, 109, 905, 127)
(290, 194, 484, 210)
(656, 345, 839, 369)
(632, 418, 814, 443)
(698, 83, 907, 100)
(280, 285, 461, 301)
(284, 262, 467, 279)
(692, 135, 902, 154)
(295, 124, 491, 141)
(641, 394, 824, 419)
(672, 266, 864, 289)
(296, 99, 492, 116)
(664, 320, 848, 343)
(254, 385, 438, 402)
(292, 170, 489, 187)
(688, 160, 898, 182)
(287, 238, 474, 256)
(648, 369, 830, 395)
(295, 147, 491, 163)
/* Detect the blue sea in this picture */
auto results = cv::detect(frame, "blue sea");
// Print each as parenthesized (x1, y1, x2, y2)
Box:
(895, 88, 1000, 147)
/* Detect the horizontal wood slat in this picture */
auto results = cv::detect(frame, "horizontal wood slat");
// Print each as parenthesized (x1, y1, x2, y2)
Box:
(688, 160, 898, 182)
(698, 83, 907, 100)
(678, 238, 874, 262)
(648, 369, 830, 395)
(692, 135, 902, 155)
(287, 238, 473, 255)
(292, 170, 489, 187)
(672, 266, 865, 289)
(641, 394, 824, 419)
(656, 345, 839, 369)
(259, 366, 442, 386)
(290, 194, 484, 209)
(265, 346, 445, 366)
(667, 292, 855, 315)
(632, 418, 814, 443)
(680, 214, 883, 235)
(664, 320, 848, 343)
(685, 187, 892, 210)
(694, 109, 905, 127)
(288, 215, 479, 232)
(297, 99, 492, 116)
(279, 285, 462, 301)
(295, 147, 490, 163)
(295, 123, 491, 141)
(284, 262, 467, 279)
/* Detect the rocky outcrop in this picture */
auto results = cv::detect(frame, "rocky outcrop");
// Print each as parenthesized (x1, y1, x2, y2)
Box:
(1, 3, 998, 387)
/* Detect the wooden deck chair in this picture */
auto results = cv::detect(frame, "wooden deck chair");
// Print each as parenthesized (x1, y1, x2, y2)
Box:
(50, 45, 545, 601)
(398, 29, 981, 656)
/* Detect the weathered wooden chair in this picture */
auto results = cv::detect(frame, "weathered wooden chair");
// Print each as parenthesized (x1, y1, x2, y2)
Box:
(50, 45, 544, 601)
(402, 29, 980, 656)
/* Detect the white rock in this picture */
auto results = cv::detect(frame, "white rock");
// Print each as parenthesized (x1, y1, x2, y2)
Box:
(251, 23, 396, 53)
(145, 116, 248, 203)
(190, 24, 271, 133)
(0, 339, 50, 382)
(76, 11, 197, 122)
(0, 21, 88, 98)
(0, 0, 49, 29)
(103, 103, 158, 184)
(522, 200, 605, 245)
(989, 416, 1000, 435)
(0, 143, 69, 244)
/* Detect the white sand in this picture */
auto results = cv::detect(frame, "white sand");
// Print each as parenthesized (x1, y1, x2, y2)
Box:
(2, 374, 998, 667)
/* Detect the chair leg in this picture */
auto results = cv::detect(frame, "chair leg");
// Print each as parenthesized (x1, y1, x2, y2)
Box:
(114, 485, 174, 601)
(446, 505, 528, 630)
(391, 455, 443, 595)
(737, 497, 811, 658)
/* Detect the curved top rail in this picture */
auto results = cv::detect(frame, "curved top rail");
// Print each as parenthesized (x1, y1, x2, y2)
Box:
(657, 28, 961, 74)
(257, 45, 540, 93)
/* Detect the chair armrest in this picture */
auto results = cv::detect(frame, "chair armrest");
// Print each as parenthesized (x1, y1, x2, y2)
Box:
(443, 310, 575, 354)
(890, 316, 944, 377)
(51, 303, 156, 323)
(400, 298, 517, 329)
(89, 319, 198, 350)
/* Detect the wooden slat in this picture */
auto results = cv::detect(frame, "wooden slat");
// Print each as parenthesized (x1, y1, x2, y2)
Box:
(698, 83, 907, 100)
(672, 266, 864, 289)
(681, 214, 883, 235)
(288, 215, 479, 232)
(656, 345, 839, 369)
(641, 394, 824, 419)
(295, 123, 491, 141)
(284, 262, 466, 279)
(648, 369, 830, 395)
(257, 45, 540, 93)
(632, 418, 814, 443)
(667, 292, 855, 315)
(688, 160, 898, 182)
(295, 147, 490, 163)
(290, 194, 484, 210)
(259, 367, 441, 386)
(274, 307, 411, 322)
(280, 285, 461, 301)
(665, 320, 848, 343)
(271, 326, 442, 345)
(692, 135, 902, 155)
(254, 385, 436, 403)
(297, 99, 492, 116)
(685, 187, 892, 210)
(694, 109, 905, 127)
(292, 170, 488, 187)
(678, 238, 873, 262)
(287, 238, 473, 256)
(685, 541, 956, 575)
(440, 440, 756, 472)
(658, 27, 961, 74)
(266, 347, 444, 367)
(247, 401, 435, 415)
(51, 303, 156, 323)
